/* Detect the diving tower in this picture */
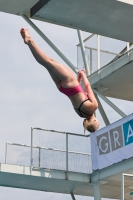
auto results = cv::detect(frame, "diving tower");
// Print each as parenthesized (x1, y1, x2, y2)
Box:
(0, 0, 133, 200)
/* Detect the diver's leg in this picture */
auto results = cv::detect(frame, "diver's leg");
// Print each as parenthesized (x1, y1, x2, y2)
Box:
(46, 68, 61, 89)
(20, 28, 78, 87)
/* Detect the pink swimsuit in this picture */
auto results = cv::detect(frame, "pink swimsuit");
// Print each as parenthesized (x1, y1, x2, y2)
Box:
(59, 85, 91, 118)
(59, 85, 87, 98)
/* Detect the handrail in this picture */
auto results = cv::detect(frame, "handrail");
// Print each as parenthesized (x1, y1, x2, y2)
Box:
(32, 127, 90, 137)
(85, 46, 122, 56)
(6, 142, 91, 156)
(88, 48, 133, 77)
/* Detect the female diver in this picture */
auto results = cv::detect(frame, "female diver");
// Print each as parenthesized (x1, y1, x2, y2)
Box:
(20, 28, 99, 133)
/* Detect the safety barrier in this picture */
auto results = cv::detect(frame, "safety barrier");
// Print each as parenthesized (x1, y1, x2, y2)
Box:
(77, 34, 132, 74)
(5, 128, 92, 175)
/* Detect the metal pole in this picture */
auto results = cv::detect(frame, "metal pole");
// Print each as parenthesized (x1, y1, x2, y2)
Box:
(5, 142, 8, 164)
(20, 14, 78, 74)
(97, 35, 100, 70)
(39, 147, 41, 168)
(90, 49, 92, 74)
(71, 192, 76, 200)
(93, 181, 101, 200)
(66, 133, 68, 180)
(127, 42, 130, 56)
(30, 127, 33, 175)
(127, 42, 130, 52)
(95, 94, 110, 126)
(121, 173, 124, 200)
(93, 89, 127, 118)
(77, 30, 90, 76)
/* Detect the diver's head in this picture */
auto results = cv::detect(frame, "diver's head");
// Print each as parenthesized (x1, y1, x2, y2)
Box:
(83, 115, 99, 134)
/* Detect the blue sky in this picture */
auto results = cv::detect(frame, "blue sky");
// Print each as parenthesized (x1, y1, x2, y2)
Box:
(0, 11, 133, 200)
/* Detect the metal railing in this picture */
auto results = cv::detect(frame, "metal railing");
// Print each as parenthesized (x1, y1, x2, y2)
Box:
(5, 128, 92, 177)
(77, 34, 132, 74)
(31, 128, 91, 177)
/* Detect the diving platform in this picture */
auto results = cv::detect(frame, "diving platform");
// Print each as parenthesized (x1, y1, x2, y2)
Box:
(1, 0, 133, 42)
(0, 164, 91, 196)
(90, 49, 133, 101)
(3, 113, 133, 199)
(0, 158, 133, 199)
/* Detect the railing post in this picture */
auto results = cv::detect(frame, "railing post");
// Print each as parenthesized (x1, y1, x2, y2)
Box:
(90, 49, 92, 74)
(127, 42, 129, 52)
(39, 147, 41, 168)
(127, 42, 130, 56)
(5, 142, 8, 164)
(30, 127, 33, 175)
(97, 35, 100, 70)
(66, 133, 68, 180)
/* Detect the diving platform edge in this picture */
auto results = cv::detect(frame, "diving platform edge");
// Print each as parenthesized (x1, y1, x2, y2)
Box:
(0, 158, 133, 199)
(1, 0, 133, 42)
(0, 164, 92, 196)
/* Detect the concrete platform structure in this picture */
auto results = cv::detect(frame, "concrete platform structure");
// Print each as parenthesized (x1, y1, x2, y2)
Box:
(1, 0, 133, 43)
(30, 0, 133, 43)
(0, 157, 133, 199)
(90, 49, 133, 101)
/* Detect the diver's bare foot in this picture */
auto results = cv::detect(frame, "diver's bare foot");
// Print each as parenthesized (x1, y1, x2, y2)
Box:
(20, 28, 32, 45)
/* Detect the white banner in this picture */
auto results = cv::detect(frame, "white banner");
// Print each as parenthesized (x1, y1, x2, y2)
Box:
(90, 114, 133, 170)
